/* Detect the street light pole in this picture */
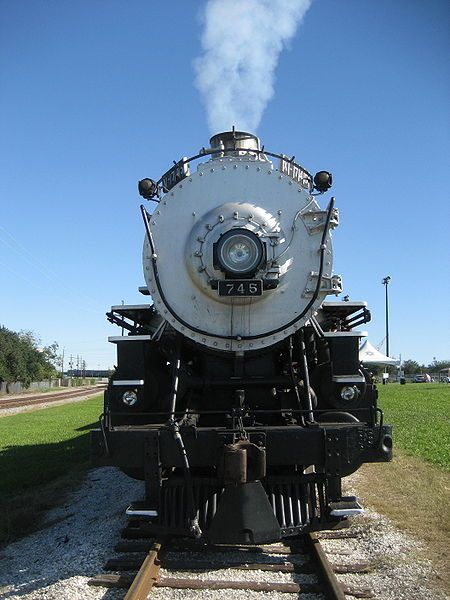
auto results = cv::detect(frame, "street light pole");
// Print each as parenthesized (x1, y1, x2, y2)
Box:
(382, 276, 391, 357)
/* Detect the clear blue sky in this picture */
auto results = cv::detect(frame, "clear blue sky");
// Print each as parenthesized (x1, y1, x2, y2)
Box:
(1, 0, 449, 369)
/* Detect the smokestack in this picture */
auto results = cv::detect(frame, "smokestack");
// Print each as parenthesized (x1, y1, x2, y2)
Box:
(210, 130, 261, 156)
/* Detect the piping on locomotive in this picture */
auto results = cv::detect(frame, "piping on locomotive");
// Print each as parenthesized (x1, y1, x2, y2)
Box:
(91, 131, 392, 544)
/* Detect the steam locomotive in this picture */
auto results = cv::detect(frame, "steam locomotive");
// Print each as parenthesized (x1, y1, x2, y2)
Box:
(91, 131, 392, 544)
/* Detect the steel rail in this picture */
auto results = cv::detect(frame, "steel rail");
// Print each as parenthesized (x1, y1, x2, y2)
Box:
(304, 532, 347, 600)
(123, 541, 161, 600)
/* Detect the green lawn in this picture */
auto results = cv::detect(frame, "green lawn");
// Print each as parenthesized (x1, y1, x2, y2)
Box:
(0, 395, 103, 496)
(0, 395, 103, 544)
(377, 383, 450, 470)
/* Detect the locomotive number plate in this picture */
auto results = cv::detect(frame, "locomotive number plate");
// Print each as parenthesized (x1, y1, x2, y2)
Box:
(218, 279, 263, 297)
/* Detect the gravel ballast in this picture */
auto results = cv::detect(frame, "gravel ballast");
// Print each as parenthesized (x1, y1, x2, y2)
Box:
(0, 468, 140, 600)
(0, 467, 447, 599)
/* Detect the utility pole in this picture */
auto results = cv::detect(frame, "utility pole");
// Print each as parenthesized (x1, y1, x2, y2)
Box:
(69, 354, 73, 386)
(61, 347, 65, 378)
(382, 276, 391, 357)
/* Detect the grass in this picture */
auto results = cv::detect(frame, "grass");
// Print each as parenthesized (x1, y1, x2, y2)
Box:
(377, 383, 450, 469)
(350, 383, 450, 593)
(351, 453, 450, 594)
(0, 395, 103, 545)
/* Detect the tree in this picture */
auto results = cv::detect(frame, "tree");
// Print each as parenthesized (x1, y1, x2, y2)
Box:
(427, 358, 450, 373)
(0, 327, 59, 388)
(402, 359, 422, 375)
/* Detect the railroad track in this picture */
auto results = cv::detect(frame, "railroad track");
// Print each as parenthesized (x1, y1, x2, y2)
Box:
(89, 519, 376, 599)
(0, 385, 105, 410)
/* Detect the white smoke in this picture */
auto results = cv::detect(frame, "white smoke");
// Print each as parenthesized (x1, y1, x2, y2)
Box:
(194, 0, 312, 134)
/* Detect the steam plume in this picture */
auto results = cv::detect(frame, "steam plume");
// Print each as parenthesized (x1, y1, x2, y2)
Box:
(194, 0, 311, 134)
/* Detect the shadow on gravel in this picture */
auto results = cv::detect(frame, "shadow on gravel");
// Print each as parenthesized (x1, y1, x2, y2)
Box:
(0, 467, 142, 600)
(0, 433, 94, 548)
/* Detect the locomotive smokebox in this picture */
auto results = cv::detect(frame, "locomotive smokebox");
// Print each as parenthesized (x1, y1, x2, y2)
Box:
(210, 130, 261, 156)
(142, 131, 341, 352)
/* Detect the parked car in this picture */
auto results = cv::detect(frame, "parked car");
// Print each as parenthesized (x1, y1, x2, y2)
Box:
(414, 375, 427, 383)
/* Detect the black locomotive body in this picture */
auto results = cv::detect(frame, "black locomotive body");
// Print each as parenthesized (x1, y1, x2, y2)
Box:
(91, 131, 392, 544)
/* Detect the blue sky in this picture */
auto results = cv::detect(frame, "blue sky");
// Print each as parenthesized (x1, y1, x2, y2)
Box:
(1, 0, 449, 369)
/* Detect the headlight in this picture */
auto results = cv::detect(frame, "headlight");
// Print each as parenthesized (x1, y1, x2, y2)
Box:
(122, 390, 138, 406)
(340, 385, 359, 402)
(216, 229, 263, 275)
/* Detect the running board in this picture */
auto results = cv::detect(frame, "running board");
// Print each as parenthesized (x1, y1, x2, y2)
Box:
(126, 501, 158, 519)
(329, 496, 363, 517)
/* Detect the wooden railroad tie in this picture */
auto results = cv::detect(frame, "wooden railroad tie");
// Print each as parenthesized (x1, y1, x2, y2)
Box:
(89, 532, 375, 599)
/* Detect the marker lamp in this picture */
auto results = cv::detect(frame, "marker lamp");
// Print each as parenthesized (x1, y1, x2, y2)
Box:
(340, 386, 359, 402)
(122, 390, 138, 406)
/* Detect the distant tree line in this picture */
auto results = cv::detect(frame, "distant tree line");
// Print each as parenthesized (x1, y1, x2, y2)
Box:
(401, 358, 450, 374)
(368, 358, 450, 376)
(0, 326, 59, 388)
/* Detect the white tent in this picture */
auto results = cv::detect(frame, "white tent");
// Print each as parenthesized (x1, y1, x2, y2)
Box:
(359, 339, 399, 365)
